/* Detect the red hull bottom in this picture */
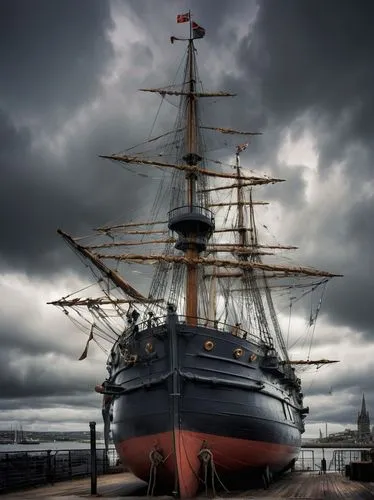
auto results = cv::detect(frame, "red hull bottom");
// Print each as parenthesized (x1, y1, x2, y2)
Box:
(116, 431, 298, 497)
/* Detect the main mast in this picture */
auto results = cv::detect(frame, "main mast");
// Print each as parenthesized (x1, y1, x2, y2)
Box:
(168, 35, 214, 325)
(185, 39, 199, 324)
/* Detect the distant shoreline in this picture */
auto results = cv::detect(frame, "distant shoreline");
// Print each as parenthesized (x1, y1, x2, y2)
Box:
(302, 442, 373, 448)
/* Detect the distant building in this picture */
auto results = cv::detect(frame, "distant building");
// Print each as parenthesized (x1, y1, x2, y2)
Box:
(319, 428, 357, 443)
(315, 394, 373, 444)
(357, 393, 371, 442)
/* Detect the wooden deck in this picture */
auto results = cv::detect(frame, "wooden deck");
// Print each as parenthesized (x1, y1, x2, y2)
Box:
(3, 471, 374, 499)
(237, 471, 374, 498)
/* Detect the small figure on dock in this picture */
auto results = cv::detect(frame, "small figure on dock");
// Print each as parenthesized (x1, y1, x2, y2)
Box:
(321, 457, 327, 474)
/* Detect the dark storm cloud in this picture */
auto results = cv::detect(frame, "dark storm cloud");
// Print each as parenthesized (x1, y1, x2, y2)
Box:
(209, 0, 374, 175)
(0, 0, 176, 276)
(0, 0, 114, 122)
(234, 0, 374, 187)
(0, 322, 68, 357)
(298, 369, 373, 427)
(214, 0, 374, 341)
(0, 393, 99, 412)
(307, 391, 374, 427)
(0, 348, 105, 399)
(306, 361, 374, 397)
(126, 0, 255, 32)
(238, 1, 374, 142)
(0, 0, 118, 275)
(0, 0, 117, 273)
(0, 92, 154, 275)
(212, 0, 374, 176)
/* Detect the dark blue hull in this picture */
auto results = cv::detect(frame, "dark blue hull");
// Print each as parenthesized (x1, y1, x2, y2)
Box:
(106, 313, 303, 496)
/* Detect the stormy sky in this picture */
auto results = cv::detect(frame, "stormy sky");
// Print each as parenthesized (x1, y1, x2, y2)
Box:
(1, 0, 374, 439)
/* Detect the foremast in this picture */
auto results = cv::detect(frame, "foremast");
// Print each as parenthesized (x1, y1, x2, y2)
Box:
(234, 149, 274, 347)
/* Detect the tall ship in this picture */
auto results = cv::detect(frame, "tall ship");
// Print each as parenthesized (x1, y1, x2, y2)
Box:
(50, 15, 341, 497)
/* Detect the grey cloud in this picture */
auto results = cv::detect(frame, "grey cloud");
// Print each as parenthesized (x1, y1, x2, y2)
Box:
(0, 0, 114, 123)
(0, 105, 154, 275)
(0, 393, 99, 412)
(238, 1, 374, 136)
(220, 0, 374, 343)
(0, 350, 105, 399)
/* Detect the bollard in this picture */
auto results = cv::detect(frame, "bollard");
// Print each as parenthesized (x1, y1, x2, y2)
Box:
(47, 450, 53, 484)
(89, 421, 97, 495)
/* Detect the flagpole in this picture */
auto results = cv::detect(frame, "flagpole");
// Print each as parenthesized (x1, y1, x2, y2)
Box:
(189, 10, 192, 40)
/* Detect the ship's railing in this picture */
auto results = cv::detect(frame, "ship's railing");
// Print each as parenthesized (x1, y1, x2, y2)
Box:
(0, 447, 121, 493)
(168, 204, 214, 222)
(119, 314, 263, 345)
(178, 315, 263, 344)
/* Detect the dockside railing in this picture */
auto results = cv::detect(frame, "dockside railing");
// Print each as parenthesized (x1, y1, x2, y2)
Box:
(0, 448, 121, 493)
(295, 448, 372, 473)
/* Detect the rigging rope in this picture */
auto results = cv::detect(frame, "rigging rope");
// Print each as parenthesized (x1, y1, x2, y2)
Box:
(307, 282, 327, 360)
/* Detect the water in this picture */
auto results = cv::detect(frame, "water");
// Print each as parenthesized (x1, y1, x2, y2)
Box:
(0, 440, 111, 453)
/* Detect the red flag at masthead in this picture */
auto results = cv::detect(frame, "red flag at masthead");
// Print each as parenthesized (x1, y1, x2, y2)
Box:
(192, 21, 206, 39)
(177, 13, 190, 23)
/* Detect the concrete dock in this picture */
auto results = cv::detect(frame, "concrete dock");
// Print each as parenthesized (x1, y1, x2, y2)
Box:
(2, 471, 374, 499)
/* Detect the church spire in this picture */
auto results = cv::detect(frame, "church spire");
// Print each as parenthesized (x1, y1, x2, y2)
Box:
(357, 393, 370, 442)
(361, 393, 367, 415)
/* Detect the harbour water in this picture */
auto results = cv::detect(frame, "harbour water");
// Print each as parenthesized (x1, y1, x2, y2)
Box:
(0, 440, 110, 453)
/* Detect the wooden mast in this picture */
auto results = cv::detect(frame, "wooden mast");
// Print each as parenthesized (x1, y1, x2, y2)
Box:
(236, 151, 247, 248)
(185, 37, 198, 325)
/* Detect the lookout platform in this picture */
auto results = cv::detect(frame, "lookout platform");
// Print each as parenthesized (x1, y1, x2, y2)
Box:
(3, 471, 374, 499)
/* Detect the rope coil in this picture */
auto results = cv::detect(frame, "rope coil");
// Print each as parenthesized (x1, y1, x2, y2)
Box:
(147, 449, 165, 496)
(198, 446, 229, 497)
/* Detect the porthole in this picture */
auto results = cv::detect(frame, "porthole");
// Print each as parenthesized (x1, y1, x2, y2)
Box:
(145, 342, 153, 353)
(233, 348, 243, 359)
(204, 340, 214, 351)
